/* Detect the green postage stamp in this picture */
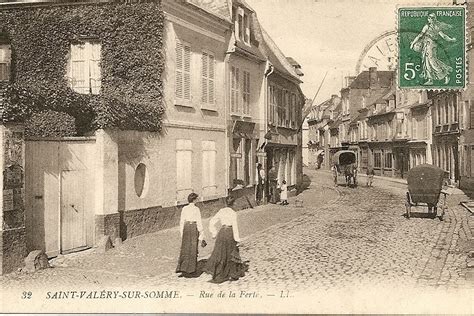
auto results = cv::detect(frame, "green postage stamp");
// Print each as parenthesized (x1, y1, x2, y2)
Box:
(398, 6, 466, 89)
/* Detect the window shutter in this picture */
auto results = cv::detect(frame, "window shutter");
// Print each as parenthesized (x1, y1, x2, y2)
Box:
(0, 45, 11, 82)
(470, 101, 474, 129)
(71, 44, 87, 93)
(208, 54, 214, 104)
(201, 52, 208, 103)
(235, 67, 240, 112)
(183, 45, 191, 101)
(89, 43, 101, 94)
(175, 41, 184, 99)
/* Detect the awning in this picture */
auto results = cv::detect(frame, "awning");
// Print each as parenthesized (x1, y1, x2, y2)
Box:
(232, 120, 256, 139)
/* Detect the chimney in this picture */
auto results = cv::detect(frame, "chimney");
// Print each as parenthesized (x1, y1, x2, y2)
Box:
(369, 67, 379, 89)
(345, 76, 356, 87)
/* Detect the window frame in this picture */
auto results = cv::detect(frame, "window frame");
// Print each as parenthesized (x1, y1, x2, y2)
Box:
(68, 40, 101, 95)
(0, 44, 11, 82)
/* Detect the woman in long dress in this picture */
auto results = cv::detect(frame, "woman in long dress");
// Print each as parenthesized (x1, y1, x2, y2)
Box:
(176, 192, 205, 278)
(206, 196, 248, 283)
(410, 13, 456, 85)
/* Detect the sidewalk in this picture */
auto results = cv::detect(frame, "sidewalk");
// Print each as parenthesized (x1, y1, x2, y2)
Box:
(43, 170, 339, 280)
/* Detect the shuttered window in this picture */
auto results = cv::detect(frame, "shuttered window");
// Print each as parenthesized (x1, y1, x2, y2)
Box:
(243, 70, 250, 115)
(201, 51, 215, 108)
(175, 40, 191, 102)
(69, 41, 101, 94)
(0, 44, 11, 82)
(470, 100, 474, 129)
(471, 145, 474, 177)
(231, 66, 240, 113)
(202, 141, 217, 197)
(176, 139, 193, 202)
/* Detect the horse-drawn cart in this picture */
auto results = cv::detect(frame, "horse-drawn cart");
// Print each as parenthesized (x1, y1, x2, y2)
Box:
(405, 164, 448, 220)
(332, 150, 357, 187)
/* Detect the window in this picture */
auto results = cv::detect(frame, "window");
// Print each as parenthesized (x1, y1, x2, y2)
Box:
(231, 66, 240, 113)
(454, 95, 458, 122)
(471, 145, 474, 177)
(437, 99, 441, 125)
(69, 41, 101, 94)
(175, 40, 191, 102)
(470, 101, 474, 129)
(243, 70, 250, 115)
(385, 152, 393, 169)
(412, 116, 417, 139)
(243, 14, 250, 44)
(236, 7, 250, 45)
(134, 163, 148, 198)
(290, 93, 296, 128)
(202, 141, 217, 197)
(176, 139, 193, 202)
(445, 98, 449, 124)
(268, 85, 274, 123)
(0, 44, 11, 82)
(374, 152, 381, 168)
(277, 89, 285, 126)
(201, 51, 215, 108)
(285, 90, 290, 127)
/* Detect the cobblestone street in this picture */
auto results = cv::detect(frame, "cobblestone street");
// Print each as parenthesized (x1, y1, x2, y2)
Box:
(1, 168, 473, 312)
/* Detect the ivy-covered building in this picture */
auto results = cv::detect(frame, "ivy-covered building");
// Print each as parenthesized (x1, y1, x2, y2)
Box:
(0, 0, 170, 272)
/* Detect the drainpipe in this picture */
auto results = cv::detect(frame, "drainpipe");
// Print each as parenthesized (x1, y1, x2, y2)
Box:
(262, 61, 274, 202)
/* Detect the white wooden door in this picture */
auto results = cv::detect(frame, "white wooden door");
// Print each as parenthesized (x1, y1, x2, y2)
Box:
(60, 170, 87, 253)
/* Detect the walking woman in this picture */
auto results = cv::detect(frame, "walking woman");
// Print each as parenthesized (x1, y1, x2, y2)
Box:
(206, 196, 248, 283)
(176, 193, 206, 278)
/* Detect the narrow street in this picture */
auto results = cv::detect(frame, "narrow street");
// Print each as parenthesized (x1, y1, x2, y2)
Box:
(1, 168, 472, 297)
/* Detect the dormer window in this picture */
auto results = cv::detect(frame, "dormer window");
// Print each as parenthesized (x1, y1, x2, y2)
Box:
(0, 44, 11, 82)
(236, 7, 250, 45)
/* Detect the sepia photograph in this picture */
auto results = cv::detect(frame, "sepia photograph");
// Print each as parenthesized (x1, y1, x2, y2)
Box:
(0, 0, 472, 313)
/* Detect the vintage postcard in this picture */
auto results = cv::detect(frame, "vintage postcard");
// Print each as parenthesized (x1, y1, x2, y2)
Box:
(0, 0, 472, 314)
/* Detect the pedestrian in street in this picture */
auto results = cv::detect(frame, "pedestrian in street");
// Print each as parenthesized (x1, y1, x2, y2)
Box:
(255, 163, 265, 205)
(205, 196, 249, 283)
(366, 166, 375, 187)
(280, 180, 288, 205)
(176, 193, 207, 278)
(268, 165, 280, 204)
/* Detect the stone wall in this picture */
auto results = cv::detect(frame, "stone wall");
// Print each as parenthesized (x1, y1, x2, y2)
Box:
(0, 124, 27, 274)
(119, 197, 225, 240)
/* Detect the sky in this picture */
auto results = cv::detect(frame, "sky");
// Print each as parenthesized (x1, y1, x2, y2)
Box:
(246, 0, 454, 105)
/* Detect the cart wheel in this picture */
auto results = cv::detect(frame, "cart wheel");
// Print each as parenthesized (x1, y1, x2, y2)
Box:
(405, 193, 411, 219)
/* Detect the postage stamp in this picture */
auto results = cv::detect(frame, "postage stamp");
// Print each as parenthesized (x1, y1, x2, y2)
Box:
(398, 6, 466, 89)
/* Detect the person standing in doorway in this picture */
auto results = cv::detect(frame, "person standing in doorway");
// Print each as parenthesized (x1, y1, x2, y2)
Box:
(255, 163, 265, 205)
(176, 193, 206, 278)
(268, 165, 279, 204)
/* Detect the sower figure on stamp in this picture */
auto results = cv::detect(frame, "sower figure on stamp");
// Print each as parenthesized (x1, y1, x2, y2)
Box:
(176, 193, 207, 278)
(205, 196, 249, 283)
(410, 13, 456, 85)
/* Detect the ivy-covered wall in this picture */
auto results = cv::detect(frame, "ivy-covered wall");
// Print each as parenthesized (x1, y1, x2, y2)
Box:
(0, 0, 165, 136)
